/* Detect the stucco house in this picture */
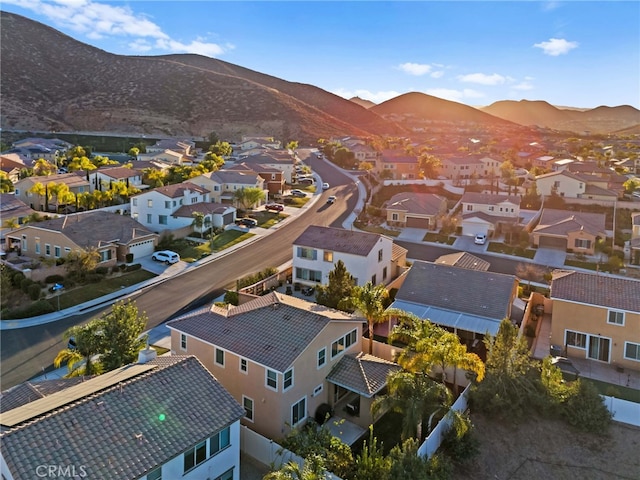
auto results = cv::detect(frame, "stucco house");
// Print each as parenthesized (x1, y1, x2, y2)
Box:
(439, 156, 485, 181)
(238, 152, 296, 184)
(0, 155, 25, 184)
(14, 174, 90, 212)
(5, 210, 159, 264)
(167, 292, 394, 440)
(130, 182, 236, 233)
(191, 170, 267, 205)
(532, 208, 606, 254)
(535, 170, 619, 201)
(629, 212, 640, 265)
(225, 162, 285, 196)
(237, 137, 281, 151)
(389, 260, 520, 347)
(86, 166, 145, 193)
(291, 225, 407, 287)
(0, 355, 244, 480)
(549, 270, 640, 371)
(384, 192, 447, 229)
(379, 151, 418, 179)
(460, 192, 521, 237)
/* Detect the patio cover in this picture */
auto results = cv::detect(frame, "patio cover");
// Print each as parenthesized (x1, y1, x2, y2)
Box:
(326, 353, 400, 398)
(389, 300, 502, 336)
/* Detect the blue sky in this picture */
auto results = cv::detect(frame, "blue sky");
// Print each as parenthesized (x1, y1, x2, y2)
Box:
(3, 1, 639, 109)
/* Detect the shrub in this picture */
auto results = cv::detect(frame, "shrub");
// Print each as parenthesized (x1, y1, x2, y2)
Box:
(440, 412, 480, 464)
(3, 300, 55, 319)
(85, 273, 103, 283)
(10, 271, 25, 288)
(55, 257, 65, 266)
(223, 291, 239, 306)
(125, 253, 134, 263)
(45, 274, 64, 284)
(27, 283, 42, 300)
(20, 277, 34, 294)
(95, 266, 109, 275)
(563, 380, 612, 434)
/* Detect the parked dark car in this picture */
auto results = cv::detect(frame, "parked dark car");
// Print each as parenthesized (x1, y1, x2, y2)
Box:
(302, 286, 315, 296)
(264, 203, 284, 212)
(239, 218, 258, 228)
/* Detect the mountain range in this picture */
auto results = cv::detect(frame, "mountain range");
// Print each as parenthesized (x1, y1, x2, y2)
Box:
(1, 11, 638, 141)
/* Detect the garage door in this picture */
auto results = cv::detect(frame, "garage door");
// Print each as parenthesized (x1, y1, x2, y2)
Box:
(462, 221, 490, 237)
(406, 216, 430, 228)
(539, 236, 567, 249)
(128, 239, 156, 260)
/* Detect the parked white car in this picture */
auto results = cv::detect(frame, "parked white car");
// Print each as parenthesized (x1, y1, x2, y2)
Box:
(474, 234, 487, 245)
(152, 250, 180, 264)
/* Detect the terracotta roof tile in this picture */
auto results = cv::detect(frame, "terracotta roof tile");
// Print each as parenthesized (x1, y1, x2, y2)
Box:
(293, 225, 388, 257)
(551, 270, 640, 312)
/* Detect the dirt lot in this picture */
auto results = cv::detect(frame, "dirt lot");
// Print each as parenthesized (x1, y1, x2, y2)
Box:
(452, 413, 640, 480)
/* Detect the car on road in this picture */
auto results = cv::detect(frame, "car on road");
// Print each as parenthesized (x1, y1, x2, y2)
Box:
(264, 203, 284, 212)
(152, 250, 180, 264)
(326, 195, 337, 204)
(322, 182, 330, 190)
(238, 217, 258, 228)
(474, 233, 487, 245)
(291, 189, 307, 197)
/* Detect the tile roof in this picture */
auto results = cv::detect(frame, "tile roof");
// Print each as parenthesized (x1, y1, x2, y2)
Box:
(0, 378, 92, 413)
(293, 225, 388, 257)
(443, 156, 484, 165)
(435, 252, 490, 271)
(18, 173, 90, 188)
(534, 209, 606, 237)
(12, 211, 157, 249)
(96, 167, 141, 179)
(0, 356, 244, 480)
(391, 243, 408, 261)
(461, 211, 518, 224)
(144, 182, 209, 198)
(0, 194, 35, 220)
(583, 184, 618, 197)
(385, 192, 446, 216)
(167, 292, 360, 372)
(173, 202, 233, 217)
(395, 260, 517, 320)
(326, 353, 400, 398)
(551, 270, 640, 313)
(460, 192, 521, 205)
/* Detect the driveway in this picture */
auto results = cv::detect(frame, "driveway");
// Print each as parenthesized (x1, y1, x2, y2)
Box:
(533, 248, 567, 268)
(452, 235, 488, 253)
(396, 227, 428, 242)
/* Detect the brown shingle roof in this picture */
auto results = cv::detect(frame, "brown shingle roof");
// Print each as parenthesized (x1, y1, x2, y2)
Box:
(293, 225, 387, 257)
(326, 353, 400, 398)
(460, 192, 521, 205)
(167, 292, 361, 372)
(534, 209, 606, 237)
(96, 166, 141, 179)
(550, 270, 640, 312)
(0, 356, 244, 480)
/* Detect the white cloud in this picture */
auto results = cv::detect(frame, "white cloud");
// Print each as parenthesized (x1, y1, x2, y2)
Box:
(430, 71, 445, 79)
(424, 88, 485, 102)
(541, 1, 561, 12)
(512, 81, 534, 91)
(534, 38, 578, 56)
(2, 0, 229, 57)
(332, 88, 402, 104)
(397, 63, 432, 76)
(458, 73, 507, 86)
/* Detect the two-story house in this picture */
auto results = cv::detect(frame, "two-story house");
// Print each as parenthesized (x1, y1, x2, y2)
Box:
(379, 151, 418, 180)
(0, 155, 25, 184)
(14, 174, 91, 212)
(87, 166, 145, 193)
(630, 212, 640, 265)
(131, 182, 235, 234)
(350, 144, 380, 169)
(439, 156, 485, 181)
(0, 355, 244, 480)
(192, 170, 267, 205)
(384, 192, 447, 229)
(535, 170, 618, 201)
(237, 137, 282, 151)
(5, 210, 158, 264)
(239, 152, 296, 184)
(167, 292, 372, 440)
(291, 225, 407, 287)
(549, 270, 640, 371)
(225, 163, 285, 196)
(460, 192, 521, 237)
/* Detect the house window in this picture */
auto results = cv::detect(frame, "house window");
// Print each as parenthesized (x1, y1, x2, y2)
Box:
(313, 384, 324, 396)
(291, 397, 307, 426)
(146, 214, 152, 224)
(284, 369, 293, 390)
(243, 396, 254, 421)
(180, 333, 187, 351)
(147, 199, 153, 208)
(21, 235, 27, 252)
(553, 181, 560, 188)
(378, 249, 383, 262)
(183, 440, 206, 473)
(574, 239, 591, 249)
(297, 247, 317, 260)
(54, 246, 61, 258)
(317, 348, 326, 368)
(331, 337, 345, 358)
(132, 198, 138, 207)
(588, 335, 610, 362)
(391, 213, 399, 221)
(488, 206, 494, 211)
(191, 197, 197, 204)
(165, 200, 171, 208)
(64, 247, 71, 254)
(215, 348, 225, 367)
(35, 241, 40, 254)
(266, 369, 278, 390)
(383, 266, 388, 281)
(323, 251, 333, 262)
(158, 215, 168, 225)
(345, 329, 357, 348)
(371, 274, 377, 284)
(295, 268, 322, 282)
(215, 469, 234, 480)
(147, 467, 161, 480)
(624, 342, 640, 362)
(466, 205, 472, 211)
(607, 310, 625, 326)
(45, 244, 51, 256)
(565, 330, 586, 349)
(240, 358, 248, 373)
(209, 426, 230, 456)
(100, 250, 112, 262)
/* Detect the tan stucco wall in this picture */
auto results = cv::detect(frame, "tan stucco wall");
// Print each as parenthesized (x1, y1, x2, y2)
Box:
(550, 300, 640, 370)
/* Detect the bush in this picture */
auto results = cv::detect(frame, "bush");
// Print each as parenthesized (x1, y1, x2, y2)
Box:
(45, 274, 65, 284)
(85, 273, 103, 283)
(20, 277, 34, 294)
(563, 380, 612, 434)
(125, 253, 134, 263)
(62, 278, 75, 289)
(55, 257, 65, 266)
(223, 291, 239, 306)
(440, 412, 480, 464)
(28, 283, 42, 300)
(95, 266, 109, 275)
(10, 271, 25, 288)
(3, 300, 55, 319)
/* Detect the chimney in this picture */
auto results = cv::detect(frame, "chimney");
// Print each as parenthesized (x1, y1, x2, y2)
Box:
(137, 339, 157, 364)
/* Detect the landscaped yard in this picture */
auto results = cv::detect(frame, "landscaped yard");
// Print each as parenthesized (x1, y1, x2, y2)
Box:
(487, 242, 536, 259)
(353, 222, 400, 237)
(423, 232, 456, 245)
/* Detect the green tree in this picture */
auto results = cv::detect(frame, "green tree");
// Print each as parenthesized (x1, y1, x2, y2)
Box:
(348, 281, 389, 354)
(286, 140, 299, 152)
(28, 181, 52, 211)
(233, 186, 266, 211)
(191, 212, 211, 237)
(263, 455, 325, 480)
(352, 426, 391, 480)
(388, 438, 452, 480)
(98, 300, 148, 371)
(208, 140, 233, 157)
(32, 159, 57, 176)
(418, 151, 442, 179)
(315, 260, 355, 309)
(0, 172, 14, 193)
(65, 248, 101, 281)
(143, 168, 167, 188)
(54, 322, 104, 377)
(128, 147, 140, 160)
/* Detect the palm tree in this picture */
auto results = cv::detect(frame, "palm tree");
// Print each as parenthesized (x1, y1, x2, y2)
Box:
(264, 455, 325, 480)
(347, 281, 389, 355)
(371, 369, 450, 441)
(191, 212, 205, 237)
(54, 323, 104, 377)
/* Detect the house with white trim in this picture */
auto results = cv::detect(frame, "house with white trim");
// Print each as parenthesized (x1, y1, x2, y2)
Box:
(460, 192, 521, 237)
(191, 170, 267, 205)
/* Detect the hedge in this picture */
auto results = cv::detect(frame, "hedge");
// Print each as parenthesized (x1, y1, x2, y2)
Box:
(3, 300, 55, 319)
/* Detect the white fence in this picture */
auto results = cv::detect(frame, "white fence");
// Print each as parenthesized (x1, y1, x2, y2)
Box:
(240, 426, 342, 479)
(602, 395, 640, 427)
(418, 384, 471, 459)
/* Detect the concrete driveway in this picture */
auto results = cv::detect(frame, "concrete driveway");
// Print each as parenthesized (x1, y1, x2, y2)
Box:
(533, 248, 567, 268)
(396, 228, 428, 242)
(452, 235, 488, 253)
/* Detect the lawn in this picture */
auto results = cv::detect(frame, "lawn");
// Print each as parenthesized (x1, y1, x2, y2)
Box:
(350, 411, 404, 455)
(423, 232, 456, 245)
(582, 377, 640, 403)
(487, 242, 536, 259)
(49, 269, 156, 310)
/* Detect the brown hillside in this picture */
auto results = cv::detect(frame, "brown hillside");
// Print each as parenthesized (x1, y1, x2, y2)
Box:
(371, 92, 515, 126)
(0, 12, 402, 142)
(481, 100, 640, 134)
(349, 97, 377, 109)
